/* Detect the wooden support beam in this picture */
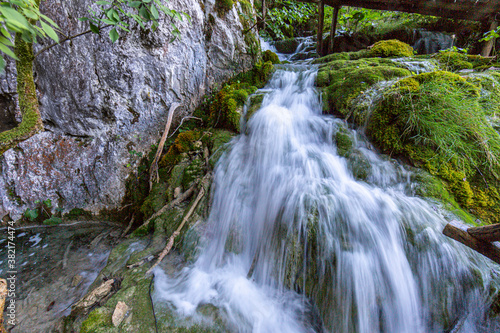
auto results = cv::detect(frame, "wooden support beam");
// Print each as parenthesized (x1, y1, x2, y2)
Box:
(297, 0, 500, 22)
(468, 223, 500, 242)
(481, 21, 499, 57)
(317, 0, 325, 56)
(443, 221, 500, 265)
(328, 5, 341, 54)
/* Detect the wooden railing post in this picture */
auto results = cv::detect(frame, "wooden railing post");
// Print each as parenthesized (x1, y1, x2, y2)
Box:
(317, 0, 325, 56)
(328, 4, 341, 54)
(481, 20, 498, 57)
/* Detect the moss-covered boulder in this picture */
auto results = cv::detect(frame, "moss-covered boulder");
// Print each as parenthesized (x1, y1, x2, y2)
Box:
(273, 38, 299, 54)
(312, 49, 370, 64)
(369, 39, 414, 58)
(365, 70, 500, 223)
(317, 58, 410, 118)
(262, 50, 280, 64)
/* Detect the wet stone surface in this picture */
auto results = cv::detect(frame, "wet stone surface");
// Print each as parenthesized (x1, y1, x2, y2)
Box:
(0, 222, 121, 332)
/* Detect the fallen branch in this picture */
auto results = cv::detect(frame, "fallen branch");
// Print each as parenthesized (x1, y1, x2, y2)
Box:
(149, 102, 182, 190)
(121, 214, 135, 238)
(131, 182, 197, 236)
(146, 185, 206, 274)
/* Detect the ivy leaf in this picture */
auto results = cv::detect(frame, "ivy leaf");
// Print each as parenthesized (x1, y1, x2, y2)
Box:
(109, 27, 119, 42)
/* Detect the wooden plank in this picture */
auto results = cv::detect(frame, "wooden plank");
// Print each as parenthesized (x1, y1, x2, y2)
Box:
(298, 0, 500, 22)
(317, 1, 325, 56)
(468, 222, 500, 242)
(328, 5, 341, 54)
(443, 220, 500, 265)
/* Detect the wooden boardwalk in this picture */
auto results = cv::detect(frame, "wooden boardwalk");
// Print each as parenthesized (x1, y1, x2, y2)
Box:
(294, 0, 500, 56)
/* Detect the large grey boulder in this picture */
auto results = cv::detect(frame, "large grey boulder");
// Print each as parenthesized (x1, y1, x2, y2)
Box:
(0, 0, 258, 220)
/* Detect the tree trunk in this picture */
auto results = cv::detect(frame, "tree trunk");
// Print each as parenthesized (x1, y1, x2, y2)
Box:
(317, 1, 325, 56)
(0, 33, 43, 154)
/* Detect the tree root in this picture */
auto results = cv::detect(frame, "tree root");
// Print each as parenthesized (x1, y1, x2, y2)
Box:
(146, 180, 207, 275)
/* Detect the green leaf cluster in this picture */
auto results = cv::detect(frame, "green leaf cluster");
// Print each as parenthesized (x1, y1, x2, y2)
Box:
(81, 0, 191, 43)
(0, 0, 59, 71)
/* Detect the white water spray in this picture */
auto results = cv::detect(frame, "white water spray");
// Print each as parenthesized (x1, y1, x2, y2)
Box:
(154, 50, 500, 332)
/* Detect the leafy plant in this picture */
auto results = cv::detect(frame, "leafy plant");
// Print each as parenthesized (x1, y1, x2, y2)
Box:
(0, 0, 60, 71)
(80, 0, 191, 43)
(264, 0, 316, 39)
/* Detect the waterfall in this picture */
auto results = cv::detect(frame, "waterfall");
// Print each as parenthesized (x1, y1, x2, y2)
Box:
(154, 59, 500, 332)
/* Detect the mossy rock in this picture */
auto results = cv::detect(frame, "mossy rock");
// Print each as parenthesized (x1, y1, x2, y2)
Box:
(208, 130, 234, 168)
(273, 38, 299, 54)
(369, 39, 414, 58)
(245, 93, 265, 121)
(262, 50, 280, 64)
(434, 51, 472, 72)
(365, 70, 500, 224)
(215, 0, 234, 17)
(334, 127, 353, 157)
(312, 49, 370, 64)
(208, 61, 274, 133)
(319, 61, 410, 117)
(140, 182, 168, 217)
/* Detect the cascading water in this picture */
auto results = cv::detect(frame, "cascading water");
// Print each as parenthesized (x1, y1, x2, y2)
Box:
(154, 47, 500, 332)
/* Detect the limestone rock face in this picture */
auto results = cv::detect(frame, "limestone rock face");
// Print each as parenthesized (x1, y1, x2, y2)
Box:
(0, 0, 257, 220)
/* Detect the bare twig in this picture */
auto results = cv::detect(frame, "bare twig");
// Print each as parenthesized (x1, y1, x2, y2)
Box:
(146, 184, 206, 274)
(121, 214, 135, 237)
(34, 25, 113, 58)
(149, 102, 182, 190)
(168, 116, 203, 139)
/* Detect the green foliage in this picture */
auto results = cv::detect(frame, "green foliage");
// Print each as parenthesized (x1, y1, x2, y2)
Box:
(365, 70, 500, 223)
(369, 39, 414, 58)
(434, 51, 472, 72)
(215, 0, 234, 17)
(262, 49, 280, 64)
(81, 0, 191, 43)
(264, 0, 316, 39)
(0, 0, 59, 71)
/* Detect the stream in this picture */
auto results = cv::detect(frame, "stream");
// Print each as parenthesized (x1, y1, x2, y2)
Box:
(0, 222, 121, 332)
(153, 42, 500, 332)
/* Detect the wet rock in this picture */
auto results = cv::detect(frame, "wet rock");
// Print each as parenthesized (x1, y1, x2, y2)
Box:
(71, 275, 83, 288)
(0, 0, 258, 220)
(111, 301, 129, 327)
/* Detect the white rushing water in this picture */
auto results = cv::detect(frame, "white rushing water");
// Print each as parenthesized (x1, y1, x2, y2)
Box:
(154, 50, 500, 332)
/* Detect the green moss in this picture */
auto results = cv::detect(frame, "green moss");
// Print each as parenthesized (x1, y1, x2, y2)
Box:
(434, 51, 472, 72)
(273, 38, 299, 54)
(334, 128, 353, 157)
(319, 60, 410, 118)
(312, 49, 370, 64)
(159, 130, 203, 170)
(369, 39, 414, 58)
(181, 158, 204, 188)
(209, 61, 274, 133)
(80, 307, 113, 333)
(262, 50, 280, 64)
(245, 93, 265, 121)
(215, 0, 234, 17)
(365, 70, 500, 224)
(64, 208, 92, 220)
(208, 130, 234, 168)
(0, 32, 43, 155)
(140, 182, 168, 217)
(43, 216, 63, 225)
